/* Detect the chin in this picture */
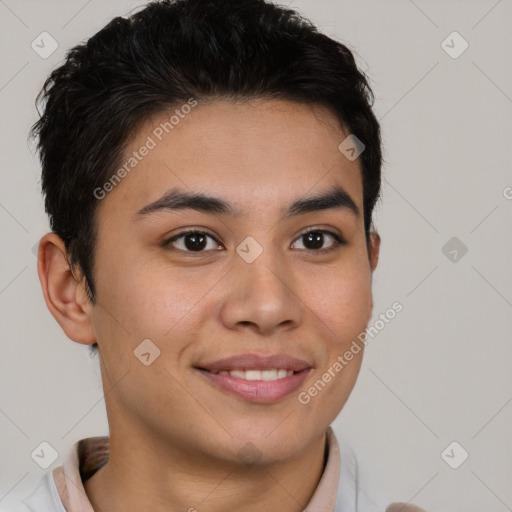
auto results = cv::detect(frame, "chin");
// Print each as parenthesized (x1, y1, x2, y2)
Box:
(227, 427, 312, 464)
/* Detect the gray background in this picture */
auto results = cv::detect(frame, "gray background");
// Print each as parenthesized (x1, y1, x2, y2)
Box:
(0, 0, 510, 510)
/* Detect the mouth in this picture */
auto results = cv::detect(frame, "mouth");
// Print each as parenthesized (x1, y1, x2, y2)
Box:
(194, 353, 312, 403)
(201, 368, 297, 381)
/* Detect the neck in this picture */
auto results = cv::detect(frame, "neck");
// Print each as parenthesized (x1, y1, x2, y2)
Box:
(83, 426, 328, 512)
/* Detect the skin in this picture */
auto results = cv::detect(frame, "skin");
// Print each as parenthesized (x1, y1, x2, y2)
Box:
(38, 98, 380, 512)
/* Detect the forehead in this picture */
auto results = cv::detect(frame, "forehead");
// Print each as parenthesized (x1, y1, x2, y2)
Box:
(98, 99, 364, 220)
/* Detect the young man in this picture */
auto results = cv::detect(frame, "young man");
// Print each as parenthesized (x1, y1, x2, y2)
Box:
(15, 0, 424, 510)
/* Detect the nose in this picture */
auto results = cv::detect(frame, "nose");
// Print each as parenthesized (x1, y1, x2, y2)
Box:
(219, 249, 303, 336)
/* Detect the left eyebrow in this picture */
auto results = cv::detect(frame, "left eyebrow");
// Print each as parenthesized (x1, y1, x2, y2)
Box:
(282, 185, 359, 219)
(132, 185, 359, 221)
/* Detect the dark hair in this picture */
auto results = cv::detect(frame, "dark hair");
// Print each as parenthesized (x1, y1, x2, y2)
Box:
(30, 0, 382, 311)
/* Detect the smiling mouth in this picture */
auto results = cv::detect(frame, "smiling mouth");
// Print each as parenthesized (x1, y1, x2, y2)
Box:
(198, 368, 296, 381)
(194, 367, 311, 403)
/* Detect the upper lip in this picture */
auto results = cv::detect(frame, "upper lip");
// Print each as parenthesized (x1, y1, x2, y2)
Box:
(196, 353, 312, 373)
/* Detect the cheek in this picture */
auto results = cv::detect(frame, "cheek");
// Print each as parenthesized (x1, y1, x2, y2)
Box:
(307, 262, 373, 344)
(299, 264, 371, 422)
(94, 243, 196, 338)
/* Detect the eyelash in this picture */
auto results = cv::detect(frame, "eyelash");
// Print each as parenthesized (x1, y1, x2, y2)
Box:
(162, 228, 346, 255)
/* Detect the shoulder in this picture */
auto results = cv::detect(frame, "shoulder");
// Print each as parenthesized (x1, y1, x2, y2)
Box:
(331, 429, 426, 512)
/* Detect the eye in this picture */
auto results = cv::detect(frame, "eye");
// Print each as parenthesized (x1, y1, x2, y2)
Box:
(163, 230, 223, 253)
(163, 228, 345, 254)
(291, 229, 345, 252)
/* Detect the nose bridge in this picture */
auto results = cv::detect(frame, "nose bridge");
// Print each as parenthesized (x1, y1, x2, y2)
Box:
(220, 240, 302, 334)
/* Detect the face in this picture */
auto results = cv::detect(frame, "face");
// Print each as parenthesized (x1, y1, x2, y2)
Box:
(60, 99, 379, 465)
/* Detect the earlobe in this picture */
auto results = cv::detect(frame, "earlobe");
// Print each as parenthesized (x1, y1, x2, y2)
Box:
(37, 232, 96, 345)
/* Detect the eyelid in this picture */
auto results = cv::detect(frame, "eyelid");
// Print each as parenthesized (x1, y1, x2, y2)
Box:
(295, 226, 346, 243)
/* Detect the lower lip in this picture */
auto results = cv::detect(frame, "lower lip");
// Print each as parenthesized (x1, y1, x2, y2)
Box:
(196, 369, 311, 403)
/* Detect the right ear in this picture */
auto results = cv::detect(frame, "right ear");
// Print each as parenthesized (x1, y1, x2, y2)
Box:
(37, 232, 97, 345)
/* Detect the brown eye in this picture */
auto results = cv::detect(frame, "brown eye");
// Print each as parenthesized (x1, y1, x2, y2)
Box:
(163, 228, 344, 254)
(291, 229, 344, 252)
(163, 230, 223, 252)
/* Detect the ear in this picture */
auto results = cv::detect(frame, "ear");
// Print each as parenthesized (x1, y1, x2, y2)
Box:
(37, 232, 96, 345)
(368, 231, 381, 272)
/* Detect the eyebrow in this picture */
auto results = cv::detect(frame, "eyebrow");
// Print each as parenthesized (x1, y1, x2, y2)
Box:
(133, 185, 359, 221)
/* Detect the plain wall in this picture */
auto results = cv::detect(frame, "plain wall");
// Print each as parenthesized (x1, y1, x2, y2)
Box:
(1, 1, 510, 510)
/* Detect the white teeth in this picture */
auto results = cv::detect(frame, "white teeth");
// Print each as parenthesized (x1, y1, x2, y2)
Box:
(214, 369, 294, 381)
(245, 370, 262, 381)
(262, 369, 278, 381)
(229, 370, 246, 379)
